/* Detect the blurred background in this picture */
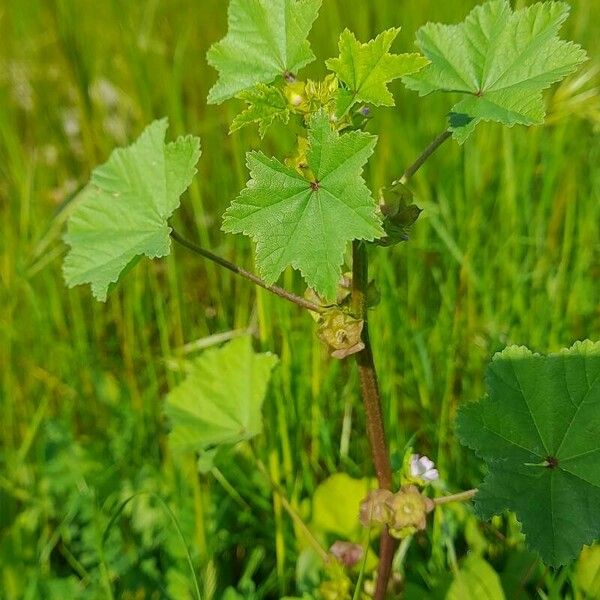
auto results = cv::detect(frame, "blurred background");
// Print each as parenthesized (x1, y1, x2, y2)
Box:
(1, 0, 599, 598)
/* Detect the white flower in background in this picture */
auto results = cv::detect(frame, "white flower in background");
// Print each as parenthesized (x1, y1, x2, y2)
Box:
(410, 454, 439, 484)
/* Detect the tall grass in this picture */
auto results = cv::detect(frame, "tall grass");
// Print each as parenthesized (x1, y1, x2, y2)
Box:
(1, 0, 599, 597)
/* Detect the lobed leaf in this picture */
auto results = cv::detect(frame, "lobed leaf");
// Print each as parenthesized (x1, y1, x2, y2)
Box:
(222, 110, 384, 300)
(63, 119, 200, 301)
(326, 28, 428, 112)
(230, 84, 290, 137)
(207, 0, 322, 104)
(164, 337, 278, 451)
(403, 0, 588, 142)
(457, 340, 600, 566)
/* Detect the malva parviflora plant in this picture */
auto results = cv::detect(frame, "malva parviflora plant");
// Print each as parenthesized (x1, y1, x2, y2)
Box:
(61, 1, 598, 598)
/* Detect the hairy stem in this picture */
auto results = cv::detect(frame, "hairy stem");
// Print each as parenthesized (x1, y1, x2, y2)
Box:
(170, 229, 325, 314)
(350, 129, 453, 597)
(396, 129, 452, 184)
(352, 240, 396, 600)
(433, 488, 478, 506)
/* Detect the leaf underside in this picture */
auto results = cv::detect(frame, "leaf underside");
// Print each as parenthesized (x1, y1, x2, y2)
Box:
(207, 0, 322, 104)
(222, 110, 384, 300)
(403, 0, 587, 142)
(457, 340, 600, 566)
(164, 337, 278, 451)
(63, 119, 200, 301)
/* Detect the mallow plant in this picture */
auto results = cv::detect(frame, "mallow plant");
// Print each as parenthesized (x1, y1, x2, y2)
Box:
(62, 0, 598, 597)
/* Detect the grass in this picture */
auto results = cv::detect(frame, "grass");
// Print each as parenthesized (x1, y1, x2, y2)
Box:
(1, 0, 599, 598)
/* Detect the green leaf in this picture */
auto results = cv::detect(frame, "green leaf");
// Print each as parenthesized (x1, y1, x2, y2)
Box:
(207, 0, 321, 104)
(576, 545, 600, 599)
(222, 110, 384, 300)
(447, 556, 505, 600)
(403, 0, 588, 143)
(312, 473, 374, 539)
(326, 28, 428, 110)
(164, 337, 278, 451)
(499, 550, 542, 600)
(457, 340, 600, 566)
(63, 119, 200, 301)
(230, 84, 290, 137)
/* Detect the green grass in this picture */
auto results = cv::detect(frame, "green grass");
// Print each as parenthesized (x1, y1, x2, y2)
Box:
(1, 0, 599, 598)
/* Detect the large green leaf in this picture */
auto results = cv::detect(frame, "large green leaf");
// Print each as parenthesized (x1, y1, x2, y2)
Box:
(222, 110, 384, 300)
(206, 0, 321, 104)
(63, 119, 200, 301)
(164, 337, 278, 451)
(326, 28, 428, 111)
(457, 340, 600, 566)
(403, 0, 587, 143)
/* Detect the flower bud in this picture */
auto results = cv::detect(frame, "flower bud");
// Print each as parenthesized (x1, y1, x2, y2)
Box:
(386, 485, 434, 539)
(359, 489, 393, 527)
(329, 541, 363, 568)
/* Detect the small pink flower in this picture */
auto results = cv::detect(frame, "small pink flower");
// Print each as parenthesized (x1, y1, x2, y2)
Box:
(410, 454, 439, 483)
(329, 541, 363, 568)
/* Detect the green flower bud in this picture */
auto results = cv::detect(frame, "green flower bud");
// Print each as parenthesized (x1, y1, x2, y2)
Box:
(386, 485, 434, 539)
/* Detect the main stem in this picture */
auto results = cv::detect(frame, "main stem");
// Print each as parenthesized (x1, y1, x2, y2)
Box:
(352, 128, 452, 598)
(352, 240, 396, 600)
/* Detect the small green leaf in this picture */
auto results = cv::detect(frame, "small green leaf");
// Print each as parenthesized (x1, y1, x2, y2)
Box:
(230, 84, 290, 137)
(448, 556, 506, 600)
(403, 0, 588, 142)
(222, 110, 384, 300)
(457, 340, 600, 566)
(326, 28, 428, 110)
(207, 0, 322, 104)
(164, 337, 278, 451)
(63, 119, 200, 301)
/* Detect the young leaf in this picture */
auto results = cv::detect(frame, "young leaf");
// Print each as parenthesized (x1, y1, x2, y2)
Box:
(222, 110, 384, 300)
(457, 340, 600, 566)
(164, 337, 278, 451)
(206, 0, 321, 104)
(403, 0, 588, 143)
(63, 119, 200, 301)
(326, 28, 428, 112)
(230, 84, 290, 137)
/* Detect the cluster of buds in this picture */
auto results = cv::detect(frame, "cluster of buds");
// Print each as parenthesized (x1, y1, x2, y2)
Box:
(358, 454, 439, 539)
(303, 273, 379, 360)
(283, 73, 339, 118)
(375, 181, 422, 247)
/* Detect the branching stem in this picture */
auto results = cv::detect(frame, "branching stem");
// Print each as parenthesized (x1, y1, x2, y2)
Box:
(397, 129, 452, 184)
(170, 229, 325, 314)
(351, 240, 396, 600)
(351, 127, 453, 598)
(434, 488, 478, 506)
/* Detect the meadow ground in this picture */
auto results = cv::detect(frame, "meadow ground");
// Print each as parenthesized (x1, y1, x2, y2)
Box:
(1, 0, 599, 598)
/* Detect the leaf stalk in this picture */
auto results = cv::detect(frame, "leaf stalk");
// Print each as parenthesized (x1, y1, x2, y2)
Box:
(397, 129, 452, 184)
(169, 229, 325, 314)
